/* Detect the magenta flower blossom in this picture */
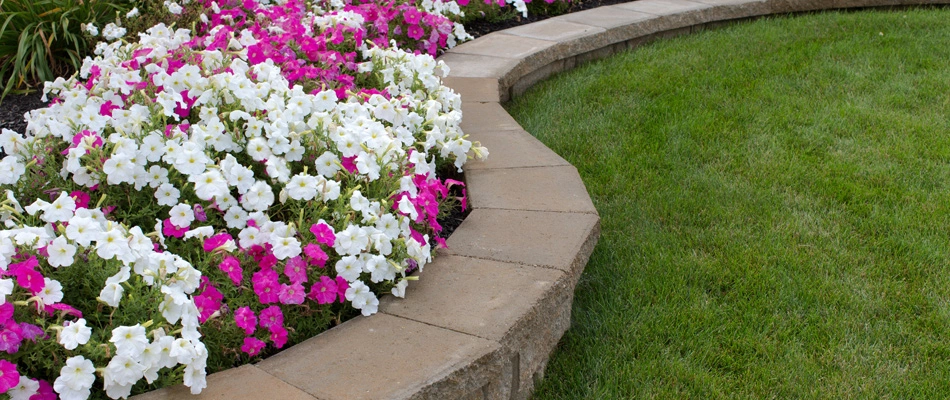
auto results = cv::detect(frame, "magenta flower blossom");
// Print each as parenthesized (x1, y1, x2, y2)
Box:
(17, 323, 44, 342)
(194, 293, 222, 324)
(241, 337, 266, 357)
(218, 256, 244, 286)
(0, 360, 19, 393)
(278, 283, 305, 305)
(336, 276, 349, 303)
(309, 223, 336, 247)
(303, 244, 328, 267)
(42, 303, 83, 319)
(0, 328, 22, 354)
(0, 304, 13, 326)
(32, 379, 56, 400)
(341, 156, 358, 173)
(234, 306, 257, 335)
(203, 232, 234, 252)
(269, 326, 288, 349)
(251, 269, 281, 304)
(259, 253, 278, 270)
(13, 266, 44, 295)
(162, 218, 188, 238)
(308, 276, 337, 305)
(193, 204, 208, 222)
(69, 191, 91, 209)
(283, 256, 308, 284)
(258, 306, 283, 331)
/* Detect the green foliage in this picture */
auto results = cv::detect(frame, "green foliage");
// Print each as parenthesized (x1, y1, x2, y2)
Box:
(508, 8, 950, 398)
(0, 0, 134, 97)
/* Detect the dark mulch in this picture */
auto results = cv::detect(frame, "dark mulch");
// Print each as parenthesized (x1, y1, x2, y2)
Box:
(0, 92, 46, 135)
(464, 0, 634, 38)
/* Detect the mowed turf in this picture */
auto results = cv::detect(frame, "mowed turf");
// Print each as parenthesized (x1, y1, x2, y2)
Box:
(505, 7, 950, 398)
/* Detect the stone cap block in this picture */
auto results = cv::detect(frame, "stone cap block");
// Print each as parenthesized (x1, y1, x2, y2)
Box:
(464, 129, 570, 170)
(446, 209, 600, 281)
(450, 33, 557, 60)
(503, 19, 606, 42)
(442, 76, 507, 103)
(380, 255, 565, 341)
(461, 102, 524, 133)
(256, 313, 506, 400)
(132, 365, 316, 400)
(466, 165, 598, 214)
(438, 52, 520, 82)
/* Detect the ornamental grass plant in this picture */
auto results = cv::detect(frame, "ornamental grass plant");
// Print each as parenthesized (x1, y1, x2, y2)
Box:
(507, 7, 950, 398)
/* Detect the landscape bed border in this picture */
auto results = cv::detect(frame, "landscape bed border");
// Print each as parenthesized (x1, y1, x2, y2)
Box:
(136, 0, 949, 399)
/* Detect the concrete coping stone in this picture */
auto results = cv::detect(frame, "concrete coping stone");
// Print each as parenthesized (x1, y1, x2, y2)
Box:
(137, 0, 947, 399)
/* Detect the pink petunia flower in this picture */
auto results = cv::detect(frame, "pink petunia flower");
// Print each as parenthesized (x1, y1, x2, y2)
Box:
(194, 293, 222, 324)
(203, 232, 233, 252)
(0, 304, 13, 326)
(234, 307, 257, 335)
(241, 337, 266, 357)
(193, 204, 208, 222)
(283, 256, 308, 284)
(335, 276, 349, 303)
(162, 218, 188, 238)
(0, 360, 19, 393)
(308, 276, 337, 305)
(251, 269, 281, 304)
(269, 326, 288, 349)
(32, 379, 56, 400)
(303, 244, 328, 268)
(258, 306, 283, 331)
(218, 256, 244, 286)
(309, 223, 336, 247)
(0, 328, 21, 354)
(69, 191, 91, 209)
(278, 283, 306, 305)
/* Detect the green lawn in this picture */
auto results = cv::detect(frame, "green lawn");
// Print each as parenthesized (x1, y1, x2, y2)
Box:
(505, 7, 950, 398)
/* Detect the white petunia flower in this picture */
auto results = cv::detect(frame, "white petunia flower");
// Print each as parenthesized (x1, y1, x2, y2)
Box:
(155, 183, 181, 206)
(8, 375, 38, 400)
(0, 279, 12, 303)
(169, 203, 195, 228)
(59, 318, 92, 350)
(98, 267, 131, 308)
(54, 356, 96, 398)
(111, 324, 148, 357)
(38, 278, 64, 305)
(42, 191, 76, 222)
(47, 235, 77, 267)
(334, 224, 369, 256)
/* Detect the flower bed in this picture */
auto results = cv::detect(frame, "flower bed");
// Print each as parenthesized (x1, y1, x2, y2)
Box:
(0, 0, 513, 397)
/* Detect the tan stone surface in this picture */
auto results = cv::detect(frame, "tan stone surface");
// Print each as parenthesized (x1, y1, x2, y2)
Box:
(504, 19, 606, 42)
(560, 6, 656, 28)
(380, 255, 564, 341)
(466, 166, 598, 214)
(460, 102, 524, 133)
(446, 209, 601, 281)
(256, 313, 508, 400)
(464, 129, 570, 170)
(438, 52, 520, 81)
(443, 76, 507, 103)
(379, 256, 577, 399)
(615, 0, 711, 15)
(450, 33, 557, 60)
(132, 365, 316, 400)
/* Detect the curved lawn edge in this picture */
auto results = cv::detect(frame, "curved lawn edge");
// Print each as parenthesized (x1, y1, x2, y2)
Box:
(136, 0, 947, 399)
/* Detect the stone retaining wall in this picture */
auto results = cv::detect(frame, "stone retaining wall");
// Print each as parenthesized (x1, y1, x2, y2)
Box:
(137, 0, 947, 399)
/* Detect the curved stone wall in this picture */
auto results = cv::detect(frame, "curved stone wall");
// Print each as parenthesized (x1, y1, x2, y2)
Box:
(137, 0, 947, 399)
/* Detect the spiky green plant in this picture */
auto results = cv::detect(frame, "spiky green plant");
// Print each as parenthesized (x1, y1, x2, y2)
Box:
(0, 0, 132, 97)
